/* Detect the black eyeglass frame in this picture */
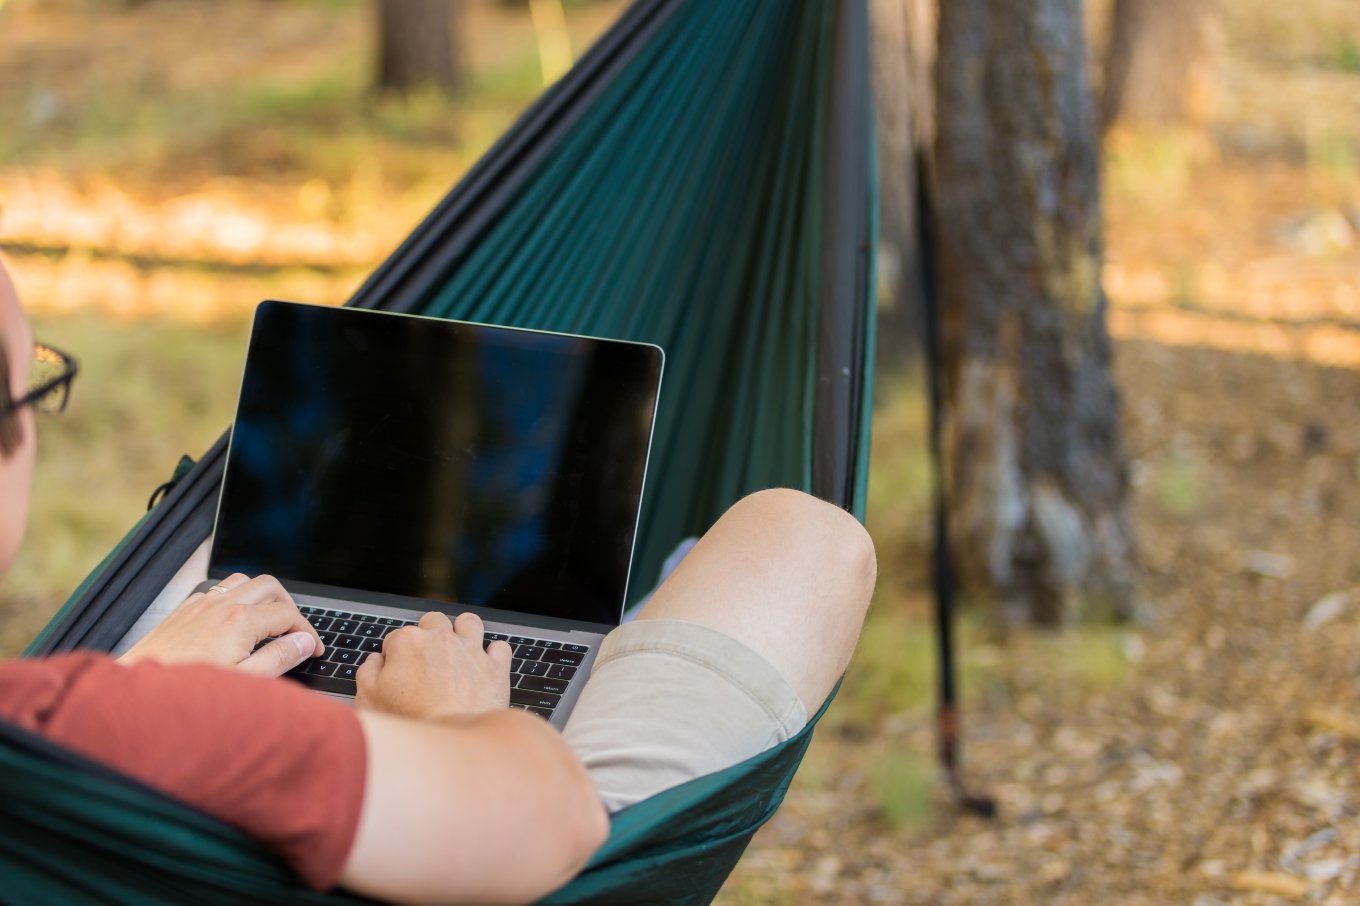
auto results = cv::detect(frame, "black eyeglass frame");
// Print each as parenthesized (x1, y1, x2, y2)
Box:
(12, 342, 79, 414)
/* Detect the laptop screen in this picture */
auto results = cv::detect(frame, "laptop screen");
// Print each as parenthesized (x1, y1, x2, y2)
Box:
(211, 301, 663, 628)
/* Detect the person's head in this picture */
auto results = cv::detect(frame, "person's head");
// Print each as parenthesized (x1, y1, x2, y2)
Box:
(0, 258, 37, 577)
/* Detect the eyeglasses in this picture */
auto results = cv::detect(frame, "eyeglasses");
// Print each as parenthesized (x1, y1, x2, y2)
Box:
(14, 342, 79, 415)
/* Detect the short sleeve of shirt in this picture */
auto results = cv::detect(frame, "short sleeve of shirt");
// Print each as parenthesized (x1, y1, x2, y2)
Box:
(0, 652, 367, 891)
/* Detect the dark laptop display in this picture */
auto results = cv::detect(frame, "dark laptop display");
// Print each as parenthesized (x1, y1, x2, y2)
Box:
(212, 301, 664, 629)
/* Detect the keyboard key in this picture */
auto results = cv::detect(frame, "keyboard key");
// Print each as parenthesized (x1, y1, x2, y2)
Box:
(538, 640, 562, 649)
(362, 638, 384, 653)
(353, 613, 377, 622)
(332, 620, 357, 635)
(514, 645, 546, 661)
(334, 633, 364, 650)
(326, 609, 349, 619)
(508, 636, 535, 646)
(377, 617, 403, 626)
(307, 616, 334, 632)
(302, 675, 359, 696)
(336, 665, 360, 681)
(486, 633, 508, 642)
(303, 659, 337, 677)
(562, 644, 590, 653)
(353, 652, 370, 667)
(328, 648, 360, 665)
(317, 630, 338, 647)
(300, 606, 322, 616)
(510, 689, 562, 710)
(511, 658, 525, 674)
(525, 707, 553, 720)
(520, 661, 549, 677)
(546, 665, 578, 681)
(356, 624, 382, 638)
(517, 676, 569, 695)
(540, 650, 584, 667)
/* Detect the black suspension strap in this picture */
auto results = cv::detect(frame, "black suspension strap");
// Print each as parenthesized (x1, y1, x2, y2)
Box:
(919, 159, 996, 818)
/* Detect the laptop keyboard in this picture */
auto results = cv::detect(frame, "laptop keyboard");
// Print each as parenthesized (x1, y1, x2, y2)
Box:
(280, 606, 590, 720)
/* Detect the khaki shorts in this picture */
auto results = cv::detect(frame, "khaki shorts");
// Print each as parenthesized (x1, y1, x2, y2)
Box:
(562, 619, 808, 812)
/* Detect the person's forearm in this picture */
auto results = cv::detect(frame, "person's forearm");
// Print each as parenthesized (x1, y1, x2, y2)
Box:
(341, 709, 608, 906)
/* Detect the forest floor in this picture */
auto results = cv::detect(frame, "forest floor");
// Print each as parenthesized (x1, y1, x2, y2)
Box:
(719, 287, 1360, 905)
(2, 2, 1360, 904)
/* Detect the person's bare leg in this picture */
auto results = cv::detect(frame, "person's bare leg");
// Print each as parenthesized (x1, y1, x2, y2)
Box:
(632, 488, 876, 712)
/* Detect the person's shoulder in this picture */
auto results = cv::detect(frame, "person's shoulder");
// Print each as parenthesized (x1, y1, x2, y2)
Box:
(0, 651, 114, 728)
(7, 653, 368, 891)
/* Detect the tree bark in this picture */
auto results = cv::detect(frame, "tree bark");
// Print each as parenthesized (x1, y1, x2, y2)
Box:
(933, 0, 1135, 626)
(1102, 0, 1221, 133)
(870, 0, 935, 368)
(376, 0, 461, 95)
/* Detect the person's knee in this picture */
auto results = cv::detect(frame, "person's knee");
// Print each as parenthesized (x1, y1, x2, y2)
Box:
(732, 488, 877, 598)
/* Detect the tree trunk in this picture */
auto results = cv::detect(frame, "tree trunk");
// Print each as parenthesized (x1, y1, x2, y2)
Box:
(1102, 0, 1221, 133)
(870, 0, 935, 370)
(933, 0, 1135, 626)
(376, 0, 461, 95)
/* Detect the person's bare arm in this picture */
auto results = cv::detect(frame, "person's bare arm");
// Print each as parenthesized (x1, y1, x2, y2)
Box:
(340, 708, 607, 905)
(341, 610, 608, 905)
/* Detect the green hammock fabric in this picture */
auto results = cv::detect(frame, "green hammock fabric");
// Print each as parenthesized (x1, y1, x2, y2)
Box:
(9, 0, 875, 901)
(378, 0, 874, 587)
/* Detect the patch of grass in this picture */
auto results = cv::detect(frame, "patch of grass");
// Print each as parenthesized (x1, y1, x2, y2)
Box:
(1, 311, 252, 652)
(865, 371, 933, 593)
(1104, 129, 1201, 213)
(1152, 448, 1203, 518)
(1304, 115, 1360, 181)
(1019, 624, 1136, 697)
(867, 748, 938, 828)
(830, 603, 937, 731)
(828, 600, 1137, 739)
(1, 31, 543, 197)
(1334, 38, 1360, 73)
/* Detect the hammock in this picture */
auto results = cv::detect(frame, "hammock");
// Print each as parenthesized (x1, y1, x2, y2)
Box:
(9, 0, 875, 901)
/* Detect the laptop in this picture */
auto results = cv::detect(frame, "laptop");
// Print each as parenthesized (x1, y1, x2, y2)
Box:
(207, 300, 664, 729)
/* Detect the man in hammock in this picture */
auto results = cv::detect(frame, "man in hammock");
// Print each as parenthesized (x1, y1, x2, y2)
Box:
(0, 259, 876, 905)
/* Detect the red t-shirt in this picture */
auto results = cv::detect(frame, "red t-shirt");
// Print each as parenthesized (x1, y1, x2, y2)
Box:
(0, 652, 367, 890)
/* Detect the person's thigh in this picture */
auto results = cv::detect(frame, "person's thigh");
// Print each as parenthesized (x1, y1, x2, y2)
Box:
(561, 618, 806, 812)
(562, 489, 876, 810)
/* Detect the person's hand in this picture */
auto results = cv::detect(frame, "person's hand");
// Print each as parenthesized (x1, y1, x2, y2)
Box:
(356, 611, 513, 720)
(119, 573, 324, 676)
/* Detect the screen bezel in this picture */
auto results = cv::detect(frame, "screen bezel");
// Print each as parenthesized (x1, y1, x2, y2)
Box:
(207, 299, 664, 629)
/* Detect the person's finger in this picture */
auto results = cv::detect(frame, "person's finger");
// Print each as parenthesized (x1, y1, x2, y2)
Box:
(418, 611, 454, 632)
(236, 631, 316, 677)
(358, 651, 384, 681)
(237, 597, 323, 653)
(381, 625, 411, 653)
(453, 611, 484, 644)
(486, 639, 513, 668)
(355, 652, 384, 707)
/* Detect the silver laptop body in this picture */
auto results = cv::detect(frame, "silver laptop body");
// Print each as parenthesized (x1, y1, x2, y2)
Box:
(207, 300, 664, 730)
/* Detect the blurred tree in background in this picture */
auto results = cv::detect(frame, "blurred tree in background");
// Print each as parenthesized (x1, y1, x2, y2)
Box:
(1102, 0, 1222, 135)
(376, 0, 463, 94)
(929, 0, 1135, 626)
(870, 0, 933, 367)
